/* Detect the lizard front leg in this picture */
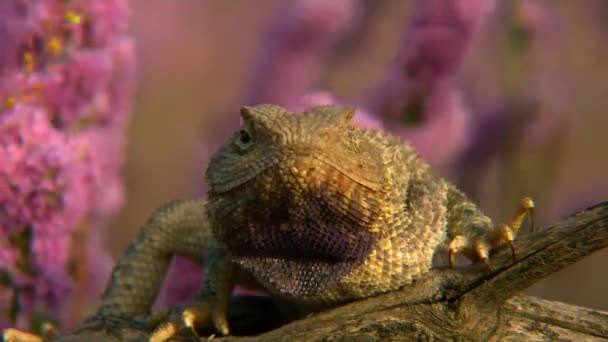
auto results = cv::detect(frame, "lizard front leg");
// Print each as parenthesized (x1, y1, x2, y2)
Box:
(2, 323, 57, 342)
(445, 186, 534, 270)
(65, 199, 211, 342)
(93, 199, 211, 318)
(3, 199, 211, 341)
(149, 239, 237, 341)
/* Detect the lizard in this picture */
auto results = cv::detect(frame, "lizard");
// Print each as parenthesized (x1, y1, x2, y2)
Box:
(3, 104, 534, 342)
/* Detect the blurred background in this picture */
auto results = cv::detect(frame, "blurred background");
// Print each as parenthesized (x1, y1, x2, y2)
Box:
(116, 0, 607, 311)
(4, 0, 606, 333)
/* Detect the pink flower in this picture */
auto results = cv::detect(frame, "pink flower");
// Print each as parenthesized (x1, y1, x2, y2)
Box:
(361, 0, 495, 165)
(367, 0, 495, 114)
(291, 90, 383, 130)
(385, 86, 470, 165)
(0, 106, 92, 236)
(244, 0, 363, 105)
(515, 0, 568, 147)
(84, 230, 114, 293)
(456, 0, 568, 181)
(0, 0, 135, 330)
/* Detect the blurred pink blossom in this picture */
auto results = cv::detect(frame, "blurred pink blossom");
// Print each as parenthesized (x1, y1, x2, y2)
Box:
(155, 256, 202, 307)
(386, 86, 471, 165)
(0, 0, 135, 330)
(291, 90, 383, 130)
(0, 106, 92, 236)
(456, 1, 568, 189)
(365, 0, 495, 115)
(244, 0, 363, 106)
(362, 0, 495, 165)
(515, 0, 568, 147)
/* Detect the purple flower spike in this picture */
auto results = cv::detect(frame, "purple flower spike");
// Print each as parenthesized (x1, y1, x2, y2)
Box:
(362, 0, 495, 165)
(456, 1, 568, 186)
(244, 0, 363, 105)
(0, 106, 91, 236)
(0, 0, 135, 330)
(402, 0, 495, 92)
(514, 0, 568, 147)
(388, 86, 471, 165)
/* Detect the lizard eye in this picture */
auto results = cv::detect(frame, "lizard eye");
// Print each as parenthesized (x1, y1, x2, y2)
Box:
(235, 128, 253, 150)
(240, 129, 251, 144)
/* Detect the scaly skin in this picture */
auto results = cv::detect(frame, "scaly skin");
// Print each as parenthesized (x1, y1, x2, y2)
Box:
(3, 104, 532, 342)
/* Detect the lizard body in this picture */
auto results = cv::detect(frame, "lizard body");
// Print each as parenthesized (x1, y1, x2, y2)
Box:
(4, 104, 533, 342)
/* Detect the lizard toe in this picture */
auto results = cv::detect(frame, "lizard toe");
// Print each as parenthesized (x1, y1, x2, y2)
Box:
(492, 223, 516, 263)
(448, 235, 468, 268)
(149, 299, 229, 342)
(148, 307, 186, 342)
(3, 329, 44, 342)
(473, 238, 492, 272)
(183, 299, 230, 337)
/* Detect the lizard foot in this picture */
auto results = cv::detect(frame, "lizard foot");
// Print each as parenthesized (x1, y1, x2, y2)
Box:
(3, 323, 58, 342)
(449, 196, 535, 271)
(3, 329, 44, 342)
(148, 298, 229, 342)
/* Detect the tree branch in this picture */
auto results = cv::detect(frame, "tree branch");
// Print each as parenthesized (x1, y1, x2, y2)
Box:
(462, 201, 608, 307)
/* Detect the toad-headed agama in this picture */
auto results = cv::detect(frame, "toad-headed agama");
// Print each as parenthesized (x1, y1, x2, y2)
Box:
(4, 104, 534, 342)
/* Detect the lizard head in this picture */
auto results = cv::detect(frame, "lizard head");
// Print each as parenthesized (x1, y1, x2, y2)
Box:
(205, 104, 390, 298)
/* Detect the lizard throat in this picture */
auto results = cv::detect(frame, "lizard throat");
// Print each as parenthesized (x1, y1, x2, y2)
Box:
(226, 217, 377, 297)
(210, 191, 381, 297)
(235, 256, 356, 298)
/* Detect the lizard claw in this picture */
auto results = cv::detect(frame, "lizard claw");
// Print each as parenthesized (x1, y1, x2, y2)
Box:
(3, 322, 58, 342)
(448, 235, 495, 272)
(508, 240, 516, 264)
(493, 223, 516, 264)
(528, 205, 535, 233)
(183, 303, 229, 336)
(148, 317, 183, 342)
(481, 257, 493, 273)
(473, 239, 492, 272)
(491, 197, 535, 265)
(149, 298, 229, 342)
(3, 329, 44, 342)
(448, 235, 467, 269)
(513, 197, 535, 235)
